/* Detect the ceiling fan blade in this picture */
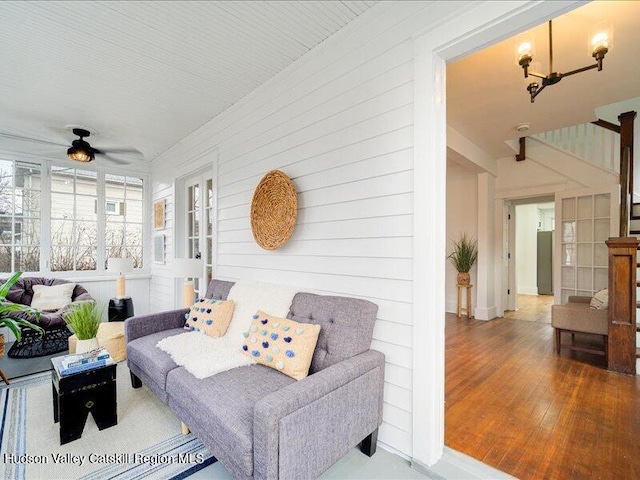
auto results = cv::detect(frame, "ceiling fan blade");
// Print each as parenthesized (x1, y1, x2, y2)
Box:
(97, 152, 132, 165)
(102, 147, 141, 155)
(0, 131, 69, 147)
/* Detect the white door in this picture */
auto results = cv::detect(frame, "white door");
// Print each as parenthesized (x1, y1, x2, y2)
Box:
(501, 202, 517, 313)
(183, 173, 214, 299)
(554, 185, 619, 305)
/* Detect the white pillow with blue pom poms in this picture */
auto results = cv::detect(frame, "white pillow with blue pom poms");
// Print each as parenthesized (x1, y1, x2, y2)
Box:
(184, 298, 235, 338)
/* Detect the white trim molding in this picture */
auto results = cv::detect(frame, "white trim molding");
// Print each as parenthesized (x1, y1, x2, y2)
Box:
(411, 0, 583, 467)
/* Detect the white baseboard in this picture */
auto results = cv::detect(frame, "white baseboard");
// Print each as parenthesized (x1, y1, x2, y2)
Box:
(445, 302, 457, 314)
(473, 306, 497, 321)
(411, 447, 514, 479)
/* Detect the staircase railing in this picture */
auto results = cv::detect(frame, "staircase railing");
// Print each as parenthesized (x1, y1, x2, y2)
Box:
(532, 123, 620, 173)
(619, 112, 636, 237)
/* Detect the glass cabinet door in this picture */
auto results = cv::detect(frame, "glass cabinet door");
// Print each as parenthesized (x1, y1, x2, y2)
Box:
(556, 187, 618, 304)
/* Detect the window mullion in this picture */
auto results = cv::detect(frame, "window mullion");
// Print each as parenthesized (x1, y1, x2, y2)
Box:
(10, 161, 15, 271)
(96, 171, 106, 271)
(40, 161, 51, 273)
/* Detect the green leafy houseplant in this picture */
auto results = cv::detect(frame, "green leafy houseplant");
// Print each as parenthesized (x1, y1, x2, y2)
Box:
(448, 234, 478, 285)
(63, 301, 102, 340)
(0, 272, 44, 341)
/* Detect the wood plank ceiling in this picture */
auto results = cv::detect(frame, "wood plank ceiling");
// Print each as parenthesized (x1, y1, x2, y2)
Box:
(0, 1, 376, 165)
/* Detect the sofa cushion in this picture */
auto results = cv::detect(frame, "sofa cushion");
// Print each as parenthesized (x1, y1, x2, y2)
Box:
(126, 328, 184, 391)
(166, 364, 294, 477)
(205, 279, 235, 301)
(241, 310, 321, 380)
(551, 303, 608, 335)
(287, 293, 378, 373)
(183, 299, 235, 338)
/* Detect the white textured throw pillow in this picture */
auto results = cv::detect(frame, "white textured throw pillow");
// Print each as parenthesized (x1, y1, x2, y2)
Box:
(31, 283, 76, 312)
(590, 289, 608, 310)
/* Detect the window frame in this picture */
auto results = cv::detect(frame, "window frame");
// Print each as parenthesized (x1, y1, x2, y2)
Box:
(0, 155, 151, 277)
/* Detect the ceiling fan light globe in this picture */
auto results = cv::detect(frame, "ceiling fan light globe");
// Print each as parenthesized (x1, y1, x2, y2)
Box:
(67, 146, 93, 162)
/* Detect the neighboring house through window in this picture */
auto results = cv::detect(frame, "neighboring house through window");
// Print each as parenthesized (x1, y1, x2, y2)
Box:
(0, 160, 146, 274)
(0, 159, 41, 272)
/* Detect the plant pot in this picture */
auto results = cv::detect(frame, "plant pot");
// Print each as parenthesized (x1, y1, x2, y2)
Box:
(457, 272, 471, 286)
(76, 337, 99, 354)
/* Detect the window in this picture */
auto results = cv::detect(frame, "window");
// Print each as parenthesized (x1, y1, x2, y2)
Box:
(105, 200, 123, 215)
(0, 160, 42, 272)
(0, 160, 146, 274)
(50, 167, 98, 271)
(105, 175, 144, 268)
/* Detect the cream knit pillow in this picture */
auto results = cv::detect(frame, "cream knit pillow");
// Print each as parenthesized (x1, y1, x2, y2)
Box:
(31, 283, 76, 311)
(590, 289, 608, 309)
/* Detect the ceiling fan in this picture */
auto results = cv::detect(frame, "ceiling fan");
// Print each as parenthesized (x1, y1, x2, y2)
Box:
(0, 127, 142, 165)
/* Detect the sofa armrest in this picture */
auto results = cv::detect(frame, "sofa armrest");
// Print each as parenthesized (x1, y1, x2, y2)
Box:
(124, 308, 188, 343)
(253, 349, 385, 480)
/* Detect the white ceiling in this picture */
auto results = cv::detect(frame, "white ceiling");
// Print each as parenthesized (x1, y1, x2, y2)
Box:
(447, 1, 640, 159)
(0, 1, 376, 166)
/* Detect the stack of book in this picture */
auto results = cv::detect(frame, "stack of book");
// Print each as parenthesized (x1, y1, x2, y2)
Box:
(57, 347, 114, 376)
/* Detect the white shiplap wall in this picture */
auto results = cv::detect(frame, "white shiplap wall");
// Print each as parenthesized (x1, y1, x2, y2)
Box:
(149, 180, 175, 309)
(150, 1, 475, 458)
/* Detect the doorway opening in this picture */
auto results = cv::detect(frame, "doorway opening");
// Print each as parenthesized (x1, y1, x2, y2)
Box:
(504, 196, 555, 323)
(175, 168, 214, 307)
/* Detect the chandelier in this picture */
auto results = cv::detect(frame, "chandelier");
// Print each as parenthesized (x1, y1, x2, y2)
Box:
(516, 20, 611, 103)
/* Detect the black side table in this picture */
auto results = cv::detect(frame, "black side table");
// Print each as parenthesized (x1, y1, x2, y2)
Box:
(51, 356, 118, 445)
(108, 297, 134, 322)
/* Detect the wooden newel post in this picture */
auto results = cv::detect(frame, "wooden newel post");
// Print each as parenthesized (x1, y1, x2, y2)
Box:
(606, 237, 638, 374)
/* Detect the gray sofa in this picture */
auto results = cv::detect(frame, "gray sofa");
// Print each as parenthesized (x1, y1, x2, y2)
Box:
(125, 280, 385, 479)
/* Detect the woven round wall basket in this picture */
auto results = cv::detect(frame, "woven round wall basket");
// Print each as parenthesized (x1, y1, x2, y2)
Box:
(251, 170, 298, 250)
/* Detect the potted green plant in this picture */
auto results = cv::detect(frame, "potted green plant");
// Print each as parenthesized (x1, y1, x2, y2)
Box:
(63, 301, 102, 353)
(448, 233, 478, 286)
(0, 272, 45, 343)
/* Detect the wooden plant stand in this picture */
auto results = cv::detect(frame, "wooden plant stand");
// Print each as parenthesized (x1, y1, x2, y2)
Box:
(457, 284, 473, 318)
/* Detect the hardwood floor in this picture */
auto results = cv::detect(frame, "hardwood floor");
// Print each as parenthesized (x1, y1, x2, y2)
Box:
(504, 294, 554, 323)
(445, 313, 640, 480)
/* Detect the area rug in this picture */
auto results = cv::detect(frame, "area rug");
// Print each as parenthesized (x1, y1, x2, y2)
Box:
(0, 364, 217, 479)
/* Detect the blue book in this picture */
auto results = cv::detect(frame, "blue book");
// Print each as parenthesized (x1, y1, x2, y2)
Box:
(58, 358, 114, 376)
(64, 352, 111, 369)
(61, 347, 111, 369)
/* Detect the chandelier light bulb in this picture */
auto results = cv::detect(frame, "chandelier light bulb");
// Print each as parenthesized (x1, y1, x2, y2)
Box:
(589, 22, 611, 70)
(517, 42, 532, 59)
(515, 41, 534, 72)
(591, 31, 609, 53)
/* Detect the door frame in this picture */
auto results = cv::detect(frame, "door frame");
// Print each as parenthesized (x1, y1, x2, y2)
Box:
(411, 1, 582, 468)
(174, 166, 215, 306)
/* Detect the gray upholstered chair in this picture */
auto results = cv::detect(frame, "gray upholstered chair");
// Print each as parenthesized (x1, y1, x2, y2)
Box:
(551, 296, 608, 360)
